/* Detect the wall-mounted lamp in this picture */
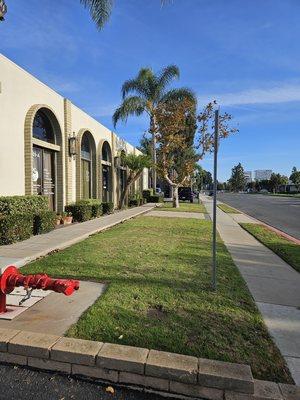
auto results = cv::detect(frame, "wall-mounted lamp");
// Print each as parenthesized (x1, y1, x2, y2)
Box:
(0, 0, 7, 21)
(69, 134, 77, 157)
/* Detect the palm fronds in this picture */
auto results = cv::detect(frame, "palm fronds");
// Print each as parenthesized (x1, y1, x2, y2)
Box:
(112, 96, 147, 127)
(80, 0, 114, 30)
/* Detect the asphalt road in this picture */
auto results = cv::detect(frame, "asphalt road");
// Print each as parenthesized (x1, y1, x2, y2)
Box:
(217, 193, 300, 240)
(0, 364, 170, 400)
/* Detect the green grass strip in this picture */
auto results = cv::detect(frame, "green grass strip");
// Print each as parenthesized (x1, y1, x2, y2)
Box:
(217, 203, 241, 214)
(24, 217, 291, 383)
(240, 223, 300, 274)
(157, 202, 207, 213)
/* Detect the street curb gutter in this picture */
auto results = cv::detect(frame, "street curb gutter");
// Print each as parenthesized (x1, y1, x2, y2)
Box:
(218, 202, 300, 246)
(0, 329, 298, 400)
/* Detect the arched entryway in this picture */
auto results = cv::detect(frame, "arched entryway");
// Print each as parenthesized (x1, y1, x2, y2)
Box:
(76, 130, 97, 200)
(24, 105, 63, 211)
(100, 141, 113, 203)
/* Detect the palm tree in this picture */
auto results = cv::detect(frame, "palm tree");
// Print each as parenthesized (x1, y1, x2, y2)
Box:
(0, 0, 7, 21)
(119, 153, 152, 208)
(113, 65, 197, 191)
(1, 1, 169, 28)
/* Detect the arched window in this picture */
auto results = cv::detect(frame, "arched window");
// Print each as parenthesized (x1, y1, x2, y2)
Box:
(31, 108, 61, 211)
(102, 142, 111, 162)
(81, 133, 92, 160)
(81, 131, 95, 199)
(33, 110, 55, 144)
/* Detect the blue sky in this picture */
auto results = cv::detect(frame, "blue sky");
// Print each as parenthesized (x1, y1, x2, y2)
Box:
(1, 0, 300, 181)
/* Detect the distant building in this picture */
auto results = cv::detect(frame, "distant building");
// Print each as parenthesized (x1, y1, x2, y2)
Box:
(244, 171, 252, 183)
(254, 170, 273, 181)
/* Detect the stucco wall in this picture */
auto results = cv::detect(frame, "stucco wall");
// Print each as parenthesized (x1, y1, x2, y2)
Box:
(0, 54, 64, 196)
(0, 53, 147, 206)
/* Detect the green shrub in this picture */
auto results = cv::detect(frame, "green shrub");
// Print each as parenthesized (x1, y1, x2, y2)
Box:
(129, 199, 139, 207)
(77, 199, 103, 218)
(149, 195, 164, 203)
(33, 211, 56, 235)
(65, 203, 93, 222)
(0, 213, 33, 245)
(0, 195, 49, 216)
(142, 189, 153, 201)
(102, 202, 114, 214)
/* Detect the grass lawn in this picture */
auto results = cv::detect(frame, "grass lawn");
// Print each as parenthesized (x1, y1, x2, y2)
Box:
(241, 223, 300, 273)
(218, 203, 241, 214)
(24, 217, 291, 383)
(157, 201, 207, 213)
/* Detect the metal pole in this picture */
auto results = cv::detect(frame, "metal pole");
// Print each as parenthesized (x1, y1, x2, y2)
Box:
(212, 108, 219, 291)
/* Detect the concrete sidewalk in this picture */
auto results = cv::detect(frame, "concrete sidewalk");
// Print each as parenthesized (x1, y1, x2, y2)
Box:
(201, 195, 300, 385)
(0, 204, 155, 270)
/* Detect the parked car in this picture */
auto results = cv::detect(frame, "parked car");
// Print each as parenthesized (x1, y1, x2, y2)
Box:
(178, 187, 194, 203)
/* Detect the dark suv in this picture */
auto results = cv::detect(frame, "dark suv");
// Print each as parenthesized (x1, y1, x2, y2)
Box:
(178, 187, 194, 203)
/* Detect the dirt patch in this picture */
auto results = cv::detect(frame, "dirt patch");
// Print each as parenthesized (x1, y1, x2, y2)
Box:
(147, 304, 168, 320)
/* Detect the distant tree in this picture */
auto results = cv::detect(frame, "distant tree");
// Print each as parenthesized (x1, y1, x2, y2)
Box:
(155, 98, 197, 208)
(228, 163, 246, 192)
(217, 182, 225, 190)
(246, 181, 256, 191)
(156, 100, 237, 207)
(113, 65, 197, 192)
(290, 166, 300, 186)
(193, 165, 212, 191)
(269, 173, 288, 193)
(119, 154, 152, 209)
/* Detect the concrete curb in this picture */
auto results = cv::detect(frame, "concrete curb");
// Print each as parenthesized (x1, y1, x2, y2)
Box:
(0, 328, 298, 400)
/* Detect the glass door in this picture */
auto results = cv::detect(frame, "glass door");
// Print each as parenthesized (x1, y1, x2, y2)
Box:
(32, 146, 56, 210)
(81, 159, 91, 199)
(102, 165, 110, 202)
(43, 149, 55, 210)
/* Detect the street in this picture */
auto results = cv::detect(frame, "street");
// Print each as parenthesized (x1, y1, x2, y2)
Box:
(0, 364, 168, 400)
(217, 193, 300, 240)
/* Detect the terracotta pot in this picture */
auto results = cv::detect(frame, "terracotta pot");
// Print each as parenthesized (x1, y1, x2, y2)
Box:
(62, 216, 73, 225)
(55, 218, 62, 226)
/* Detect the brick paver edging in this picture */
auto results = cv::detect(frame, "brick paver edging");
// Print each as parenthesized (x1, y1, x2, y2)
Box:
(0, 329, 298, 399)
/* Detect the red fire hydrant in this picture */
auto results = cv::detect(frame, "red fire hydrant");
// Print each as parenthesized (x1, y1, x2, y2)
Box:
(0, 265, 80, 314)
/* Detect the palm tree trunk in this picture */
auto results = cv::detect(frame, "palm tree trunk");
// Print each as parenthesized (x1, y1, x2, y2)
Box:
(150, 114, 157, 193)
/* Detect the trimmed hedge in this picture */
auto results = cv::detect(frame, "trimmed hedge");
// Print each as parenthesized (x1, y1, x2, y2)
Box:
(33, 211, 56, 235)
(142, 189, 153, 201)
(129, 199, 139, 207)
(0, 195, 49, 216)
(102, 202, 114, 214)
(148, 195, 164, 203)
(76, 199, 103, 218)
(65, 203, 93, 222)
(0, 213, 33, 245)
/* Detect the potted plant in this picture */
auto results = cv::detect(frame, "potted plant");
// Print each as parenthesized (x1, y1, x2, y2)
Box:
(61, 211, 73, 225)
(55, 214, 62, 226)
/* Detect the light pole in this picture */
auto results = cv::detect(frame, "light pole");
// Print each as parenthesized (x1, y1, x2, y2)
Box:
(212, 108, 219, 291)
(0, 0, 7, 21)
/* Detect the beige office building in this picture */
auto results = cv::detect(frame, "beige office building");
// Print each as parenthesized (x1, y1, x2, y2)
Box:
(0, 54, 148, 212)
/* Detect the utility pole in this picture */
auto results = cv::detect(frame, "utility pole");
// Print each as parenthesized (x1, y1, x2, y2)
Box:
(212, 108, 219, 291)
